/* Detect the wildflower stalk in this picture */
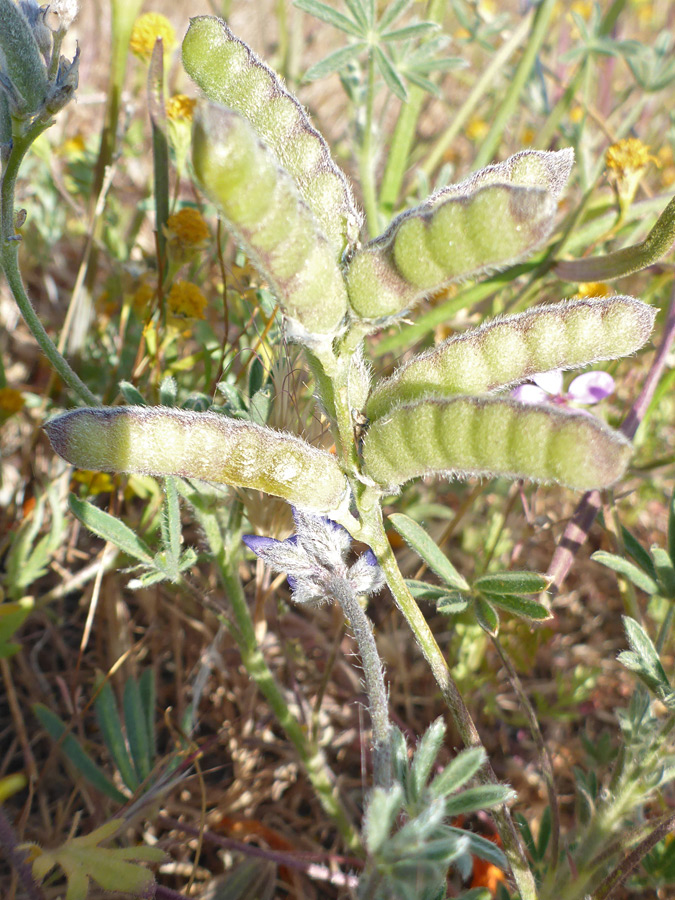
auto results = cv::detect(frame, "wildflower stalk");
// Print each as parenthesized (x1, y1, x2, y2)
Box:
(179, 486, 361, 852)
(0, 127, 100, 408)
(472, 0, 556, 171)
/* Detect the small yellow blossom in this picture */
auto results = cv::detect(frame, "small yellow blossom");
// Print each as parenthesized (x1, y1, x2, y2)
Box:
(130, 13, 176, 60)
(606, 137, 656, 209)
(570, 106, 585, 124)
(574, 282, 613, 299)
(72, 471, 115, 495)
(453, 26, 471, 40)
(132, 281, 157, 313)
(58, 133, 86, 158)
(166, 95, 196, 122)
(0, 387, 25, 415)
(166, 208, 209, 247)
(167, 281, 207, 319)
(466, 117, 489, 142)
(657, 145, 675, 187)
(521, 127, 536, 146)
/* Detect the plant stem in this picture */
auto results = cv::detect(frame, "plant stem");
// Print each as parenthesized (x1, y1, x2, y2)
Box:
(472, 0, 556, 171)
(0, 128, 100, 407)
(493, 633, 560, 871)
(182, 488, 361, 852)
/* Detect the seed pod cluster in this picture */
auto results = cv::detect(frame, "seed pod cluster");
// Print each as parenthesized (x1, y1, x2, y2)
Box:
(192, 103, 349, 339)
(44, 407, 350, 514)
(366, 296, 656, 420)
(362, 396, 632, 492)
(346, 183, 557, 320)
(182, 15, 362, 257)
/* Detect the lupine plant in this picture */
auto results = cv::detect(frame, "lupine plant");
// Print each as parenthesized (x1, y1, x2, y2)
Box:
(2, 2, 675, 899)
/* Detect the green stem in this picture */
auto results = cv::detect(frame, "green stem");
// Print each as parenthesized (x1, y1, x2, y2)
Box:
(472, 0, 556, 171)
(0, 129, 100, 407)
(377, 0, 446, 216)
(359, 51, 381, 236)
(184, 489, 361, 852)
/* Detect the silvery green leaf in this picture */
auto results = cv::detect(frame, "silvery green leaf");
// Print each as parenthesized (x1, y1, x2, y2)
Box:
(480, 593, 553, 622)
(364, 785, 404, 854)
(374, 45, 407, 102)
(381, 22, 439, 42)
(593, 551, 659, 594)
(430, 746, 485, 799)
(294, 0, 363, 35)
(474, 596, 499, 636)
(444, 784, 515, 818)
(652, 546, 675, 599)
(389, 514, 470, 590)
(118, 381, 147, 406)
(304, 42, 366, 81)
(68, 495, 153, 564)
(473, 571, 550, 595)
(410, 718, 445, 799)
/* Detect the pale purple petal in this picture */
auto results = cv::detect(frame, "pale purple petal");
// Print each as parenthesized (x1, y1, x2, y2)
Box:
(532, 370, 564, 395)
(242, 534, 282, 556)
(511, 384, 550, 405)
(568, 371, 615, 404)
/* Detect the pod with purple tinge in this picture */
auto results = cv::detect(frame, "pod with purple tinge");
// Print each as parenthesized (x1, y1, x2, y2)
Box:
(44, 407, 350, 514)
(366, 296, 656, 420)
(361, 396, 633, 492)
(192, 103, 349, 339)
(182, 15, 362, 257)
(346, 149, 574, 321)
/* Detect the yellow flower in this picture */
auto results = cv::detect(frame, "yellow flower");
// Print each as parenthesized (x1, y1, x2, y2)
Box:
(605, 137, 656, 209)
(167, 281, 207, 319)
(0, 387, 25, 415)
(130, 13, 176, 60)
(166, 208, 209, 247)
(72, 471, 115, 494)
(574, 282, 613, 299)
(166, 95, 196, 122)
(466, 117, 489, 142)
(132, 280, 156, 313)
(58, 133, 86, 158)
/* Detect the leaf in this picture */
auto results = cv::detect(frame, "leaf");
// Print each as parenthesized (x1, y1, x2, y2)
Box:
(374, 45, 407, 101)
(436, 592, 472, 616)
(479, 593, 553, 622)
(410, 718, 445, 799)
(31, 820, 166, 900)
(444, 784, 515, 818)
(118, 381, 147, 406)
(430, 746, 485, 799)
(124, 677, 152, 782)
(68, 495, 154, 565)
(389, 514, 470, 589)
(537, 805, 551, 860)
(33, 704, 127, 804)
(591, 550, 659, 594)
(473, 571, 550, 595)
(303, 42, 365, 81)
(364, 785, 404, 854)
(294, 0, 364, 36)
(162, 476, 182, 566)
(620, 617, 672, 699)
(0, 598, 33, 658)
(94, 679, 139, 792)
(382, 22, 440, 42)
(377, 0, 411, 31)
(474, 596, 499, 636)
(652, 546, 675, 600)
(138, 668, 156, 760)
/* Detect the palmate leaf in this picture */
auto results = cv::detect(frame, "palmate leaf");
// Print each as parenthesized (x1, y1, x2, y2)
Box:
(294, 0, 363, 36)
(30, 820, 166, 900)
(304, 42, 365, 81)
(374, 45, 407, 101)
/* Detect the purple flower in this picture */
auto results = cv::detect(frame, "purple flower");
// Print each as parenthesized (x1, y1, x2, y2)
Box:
(242, 509, 384, 605)
(511, 370, 615, 408)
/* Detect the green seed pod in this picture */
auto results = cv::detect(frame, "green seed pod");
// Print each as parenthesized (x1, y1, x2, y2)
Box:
(361, 396, 632, 492)
(0, 0, 49, 117)
(366, 296, 655, 420)
(347, 184, 557, 320)
(192, 102, 349, 340)
(182, 15, 362, 256)
(44, 407, 350, 514)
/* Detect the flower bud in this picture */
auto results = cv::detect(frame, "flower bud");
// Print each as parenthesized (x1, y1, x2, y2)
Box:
(361, 396, 633, 492)
(0, 0, 49, 117)
(366, 296, 655, 420)
(346, 149, 574, 321)
(182, 15, 361, 257)
(192, 102, 349, 340)
(45, 406, 350, 514)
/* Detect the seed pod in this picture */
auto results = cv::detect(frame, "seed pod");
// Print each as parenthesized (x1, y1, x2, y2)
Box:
(366, 296, 655, 420)
(347, 184, 557, 320)
(192, 103, 349, 340)
(361, 396, 632, 491)
(182, 15, 362, 256)
(0, 0, 49, 117)
(44, 407, 350, 514)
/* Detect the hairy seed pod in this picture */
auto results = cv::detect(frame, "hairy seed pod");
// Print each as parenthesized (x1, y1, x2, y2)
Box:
(0, 0, 49, 117)
(347, 184, 557, 320)
(361, 397, 632, 491)
(44, 407, 350, 514)
(182, 15, 362, 256)
(192, 103, 349, 340)
(366, 296, 656, 420)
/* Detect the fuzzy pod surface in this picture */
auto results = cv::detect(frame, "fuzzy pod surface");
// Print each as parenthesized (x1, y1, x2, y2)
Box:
(192, 103, 349, 339)
(0, 0, 49, 116)
(182, 15, 361, 256)
(346, 184, 557, 320)
(361, 396, 633, 491)
(45, 407, 350, 514)
(366, 296, 656, 420)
